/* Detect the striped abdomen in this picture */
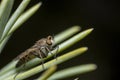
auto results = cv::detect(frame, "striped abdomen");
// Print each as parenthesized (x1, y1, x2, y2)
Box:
(16, 53, 36, 68)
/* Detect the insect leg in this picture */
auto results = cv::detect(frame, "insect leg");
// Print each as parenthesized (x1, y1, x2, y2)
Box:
(53, 46, 59, 60)
(14, 63, 26, 80)
(45, 46, 59, 60)
(40, 46, 48, 57)
(38, 49, 45, 69)
(14, 72, 19, 80)
(44, 47, 53, 55)
(14, 57, 28, 80)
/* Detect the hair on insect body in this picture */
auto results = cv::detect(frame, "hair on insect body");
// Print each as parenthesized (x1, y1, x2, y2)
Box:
(14, 35, 59, 79)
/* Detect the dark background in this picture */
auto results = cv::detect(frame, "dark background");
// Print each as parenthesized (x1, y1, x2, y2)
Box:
(0, 0, 119, 80)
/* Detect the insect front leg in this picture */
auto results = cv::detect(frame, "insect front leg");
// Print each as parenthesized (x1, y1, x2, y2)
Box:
(44, 46, 54, 56)
(50, 46, 59, 60)
(41, 46, 57, 59)
(43, 45, 59, 60)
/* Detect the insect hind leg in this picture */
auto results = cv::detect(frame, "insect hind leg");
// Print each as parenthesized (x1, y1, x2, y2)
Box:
(14, 63, 26, 80)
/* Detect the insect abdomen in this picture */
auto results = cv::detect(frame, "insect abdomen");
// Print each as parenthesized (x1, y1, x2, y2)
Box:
(16, 54, 36, 68)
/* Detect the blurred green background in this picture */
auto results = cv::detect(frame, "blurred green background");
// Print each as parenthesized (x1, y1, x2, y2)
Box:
(0, 0, 119, 80)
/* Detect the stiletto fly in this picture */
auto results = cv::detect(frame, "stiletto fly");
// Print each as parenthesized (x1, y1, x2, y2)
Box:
(14, 35, 58, 79)
(15, 35, 57, 68)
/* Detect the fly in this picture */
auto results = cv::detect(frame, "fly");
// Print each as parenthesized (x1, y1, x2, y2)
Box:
(15, 35, 56, 68)
(14, 35, 58, 79)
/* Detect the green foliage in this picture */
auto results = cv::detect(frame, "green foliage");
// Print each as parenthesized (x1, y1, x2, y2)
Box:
(0, 0, 97, 80)
(0, 0, 41, 53)
(48, 64, 97, 80)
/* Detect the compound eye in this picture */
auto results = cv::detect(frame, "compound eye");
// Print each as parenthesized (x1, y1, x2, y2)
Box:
(48, 36, 52, 40)
(47, 36, 53, 45)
